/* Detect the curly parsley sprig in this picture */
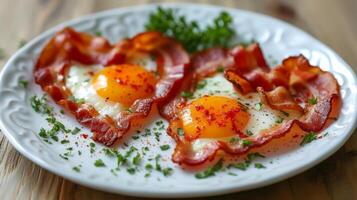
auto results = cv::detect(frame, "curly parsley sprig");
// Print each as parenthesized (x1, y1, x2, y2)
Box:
(145, 7, 235, 53)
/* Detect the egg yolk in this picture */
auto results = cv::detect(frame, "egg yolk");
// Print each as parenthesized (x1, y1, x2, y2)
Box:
(91, 64, 157, 106)
(179, 96, 250, 140)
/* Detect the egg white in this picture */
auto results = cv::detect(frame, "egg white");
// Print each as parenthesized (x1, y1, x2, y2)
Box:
(65, 64, 126, 119)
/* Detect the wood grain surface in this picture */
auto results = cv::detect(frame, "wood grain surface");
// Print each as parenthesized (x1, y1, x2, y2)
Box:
(0, 0, 356, 199)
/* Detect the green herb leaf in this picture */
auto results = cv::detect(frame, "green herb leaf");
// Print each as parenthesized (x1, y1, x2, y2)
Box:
(229, 137, 240, 144)
(162, 167, 173, 176)
(180, 91, 194, 99)
(19, 80, 28, 88)
(246, 130, 253, 136)
(241, 140, 252, 147)
(60, 140, 70, 144)
(228, 172, 237, 176)
(133, 153, 141, 166)
(71, 127, 81, 135)
(275, 117, 284, 124)
(196, 80, 207, 89)
(195, 159, 223, 179)
(231, 162, 249, 170)
(254, 102, 263, 111)
(127, 167, 136, 174)
(216, 66, 224, 73)
(155, 154, 162, 171)
(160, 145, 170, 151)
(300, 132, 317, 146)
(177, 128, 184, 136)
(103, 148, 117, 157)
(146, 7, 235, 53)
(308, 96, 318, 105)
(145, 163, 153, 170)
(95, 30, 102, 36)
(94, 159, 106, 167)
(72, 166, 81, 172)
(247, 152, 265, 162)
(254, 163, 266, 169)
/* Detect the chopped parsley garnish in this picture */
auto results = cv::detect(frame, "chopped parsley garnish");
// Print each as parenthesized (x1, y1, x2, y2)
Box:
(146, 7, 235, 53)
(177, 128, 184, 136)
(133, 153, 141, 166)
(19, 80, 28, 88)
(132, 135, 140, 140)
(228, 172, 238, 176)
(127, 167, 136, 174)
(254, 102, 263, 111)
(95, 30, 102, 36)
(196, 80, 207, 89)
(72, 166, 81, 172)
(275, 117, 284, 124)
(241, 140, 252, 147)
(110, 169, 118, 176)
(71, 127, 81, 135)
(69, 96, 85, 104)
(247, 152, 265, 161)
(216, 66, 225, 73)
(254, 163, 266, 169)
(230, 152, 265, 171)
(180, 91, 194, 99)
(246, 130, 253, 136)
(231, 162, 249, 170)
(144, 128, 151, 136)
(60, 140, 70, 144)
(145, 163, 153, 170)
(94, 159, 106, 167)
(155, 154, 162, 171)
(308, 96, 318, 105)
(160, 145, 170, 151)
(154, 131, 161, 141)
(30, 95, 53, 115)
(103, 148, 117, 157)
(195, 159, 223, 179)
(59, 154, 69, 160)
(280, 110, 289, 117)
(155, 120, 164, 126)
(38, 128, 48, 138)
(89, 142, 96, 153)
(300, 132, 317, 146)
(229, 137, 240, 144)
(116, 153, 126, 166)
(162, 167, 173, 176)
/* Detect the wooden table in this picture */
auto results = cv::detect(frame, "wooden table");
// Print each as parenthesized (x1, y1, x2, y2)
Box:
(0, 0, 356, 199)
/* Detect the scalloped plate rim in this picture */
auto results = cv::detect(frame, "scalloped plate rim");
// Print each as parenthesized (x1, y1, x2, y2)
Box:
(0, 2, 357, 198)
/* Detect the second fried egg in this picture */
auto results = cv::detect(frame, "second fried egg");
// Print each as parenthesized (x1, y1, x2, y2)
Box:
(66, 63, 157, 119)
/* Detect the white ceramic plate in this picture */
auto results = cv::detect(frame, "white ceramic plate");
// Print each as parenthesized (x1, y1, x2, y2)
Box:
(0, 3, 356, 198)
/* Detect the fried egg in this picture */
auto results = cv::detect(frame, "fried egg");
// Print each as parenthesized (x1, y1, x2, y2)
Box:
(66, 63, 157, 119)
(177, 73, 301, 151)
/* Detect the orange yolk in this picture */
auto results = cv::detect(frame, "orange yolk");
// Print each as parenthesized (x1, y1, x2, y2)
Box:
(91, 64, 157, 106)
(179, 96, 250, 140)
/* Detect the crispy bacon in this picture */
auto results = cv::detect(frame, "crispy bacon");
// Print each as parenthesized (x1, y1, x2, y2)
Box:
(34, 27, 189, 145)
(257, 86, 304, 113)
(169, 43, 341, 165)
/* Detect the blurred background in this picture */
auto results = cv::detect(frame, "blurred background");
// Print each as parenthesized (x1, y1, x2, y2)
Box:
(0, 0, 356, 200)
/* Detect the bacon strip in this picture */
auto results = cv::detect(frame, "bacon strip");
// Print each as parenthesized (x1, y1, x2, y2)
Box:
(169, 44, 341, 165)
(34, 27, 189, 145)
